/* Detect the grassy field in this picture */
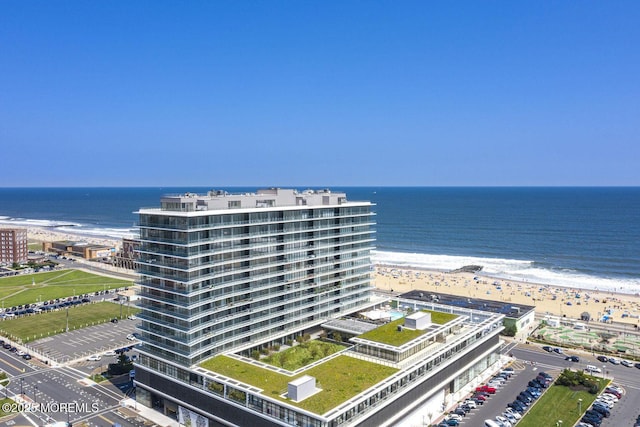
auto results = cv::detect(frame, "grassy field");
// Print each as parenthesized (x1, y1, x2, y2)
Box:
(0, 269, 132, 307)
(200, 354, 397, 414)
(0, 397, 14, 418)
(262, 341, 346, 371)
(0, 302, 139, 343)
(517, 377, 609, 427)
(358, 310, 458, 346)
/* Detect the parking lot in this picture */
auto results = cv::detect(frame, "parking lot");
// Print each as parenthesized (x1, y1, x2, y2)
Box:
(431, 342, 640, 427)
(22, 318, 138, 363)
(433, 362, 557, 426)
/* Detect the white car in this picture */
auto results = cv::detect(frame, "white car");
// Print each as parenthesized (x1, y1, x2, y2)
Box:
(601, 393, 618, 402)
(495, 415, 512, 427)
(502, 412, 517, 424)
(463, 400, 477, 409)
(505, 408, 522, 419)
(16, 350, 26, 356)
(87, 355, 101, 361)
(127, 315, 137, 320)
(103, 350, 117, 356)
(126, 334, 136, 340)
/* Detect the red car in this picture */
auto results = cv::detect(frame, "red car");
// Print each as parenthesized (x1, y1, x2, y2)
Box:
(475, 385, 496, 394)
(472, 394, 487, 401)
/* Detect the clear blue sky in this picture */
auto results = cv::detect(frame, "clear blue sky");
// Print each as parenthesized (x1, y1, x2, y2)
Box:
(2, 1, 639, 187)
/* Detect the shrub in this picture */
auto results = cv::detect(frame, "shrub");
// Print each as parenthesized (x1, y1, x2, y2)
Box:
(208, 381, 224, 395)
(251, 350, 260, 360)
(228, 388, 246, 402)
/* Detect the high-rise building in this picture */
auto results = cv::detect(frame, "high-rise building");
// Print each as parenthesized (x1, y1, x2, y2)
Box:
(0, 228, 28, 265)
(133, 189, 504, 427)
(134, 189, 377, 413)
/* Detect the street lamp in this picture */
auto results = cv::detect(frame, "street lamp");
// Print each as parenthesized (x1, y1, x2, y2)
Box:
(578, 398, 582, 413)
(602, 365, 606, 379)
(20, 378, 23, 397)
(34, 385, 38, 404)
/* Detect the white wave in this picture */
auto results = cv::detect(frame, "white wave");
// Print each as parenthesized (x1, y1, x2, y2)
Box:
(0, 216, 137, 240)
(0, 217, 83, 228)
(55, 225, 138, 240)
(372, 250, 640, 295)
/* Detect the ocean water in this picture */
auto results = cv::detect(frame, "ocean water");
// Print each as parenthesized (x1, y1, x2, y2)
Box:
(0, 187, 638, 293)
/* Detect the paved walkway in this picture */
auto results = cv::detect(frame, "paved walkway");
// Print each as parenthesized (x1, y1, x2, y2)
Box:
(120, 398, 179, 427)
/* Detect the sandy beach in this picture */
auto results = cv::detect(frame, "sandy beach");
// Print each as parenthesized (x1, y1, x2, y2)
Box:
(27, 227, 121, 249)
(24, 225, 640, 326)
(375, 266, 640, 326)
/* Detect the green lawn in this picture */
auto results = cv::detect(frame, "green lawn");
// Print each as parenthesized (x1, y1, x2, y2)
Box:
(0, 269, 132, 307)
(0, 398, 14, 418)
(0, 302, 139, 343)
(200, 354, 398, 414)
(262, 341, 346, 371)
(358, 310, 458, 346)
(518, 377, 609, 427)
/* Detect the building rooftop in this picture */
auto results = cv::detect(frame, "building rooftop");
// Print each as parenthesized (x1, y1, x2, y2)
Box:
(400, 290, 535, 319)
(138, 188, 369, 214)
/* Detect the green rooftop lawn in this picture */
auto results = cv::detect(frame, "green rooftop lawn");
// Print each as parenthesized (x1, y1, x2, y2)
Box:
(0, 301, 140, 343)
(358, 310, 458, 346)
(262, 341, 347, 371)
(517, 377, 608, 427)
(200, 354, 398, 414)
(0, 269, 132, 307)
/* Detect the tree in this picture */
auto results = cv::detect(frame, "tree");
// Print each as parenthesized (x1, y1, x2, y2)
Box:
(503, 324, 518, 337)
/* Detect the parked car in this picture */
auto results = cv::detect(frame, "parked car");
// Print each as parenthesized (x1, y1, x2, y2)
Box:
(609, 358, 620, 365)
(542, 346, 553, 352)
(471, 397, 485, 404)
(596, 355, 609, 362)
(504, 408, 521, 420)
(565, 355, 580, 362)
(22, 354, 31, 360)
(590, 404, 610, 417)
(87, 355, 101, 361)
(495, 415, 512, 427)
(605, 388, 621, 399)
(607, 385, 623, 394)
(621, 360, 633, 367)
(553, 347, 563, 354)
(476, 385, 496, 394)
